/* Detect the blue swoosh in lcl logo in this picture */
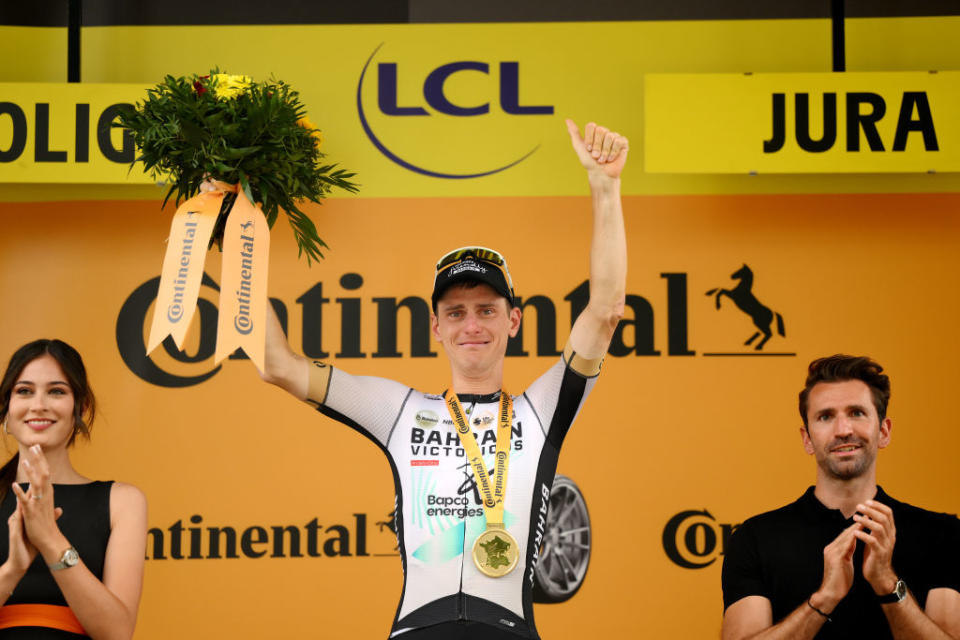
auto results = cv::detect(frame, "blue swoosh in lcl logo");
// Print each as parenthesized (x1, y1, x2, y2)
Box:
(356, 43, 540, 179)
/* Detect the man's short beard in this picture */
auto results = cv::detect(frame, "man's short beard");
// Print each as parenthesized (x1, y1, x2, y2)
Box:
(822, 455, 873, 479)
(818, 437, 874, 480)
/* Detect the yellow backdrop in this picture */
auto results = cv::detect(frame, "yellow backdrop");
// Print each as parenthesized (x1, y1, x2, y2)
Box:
(1, 192, 958, 638)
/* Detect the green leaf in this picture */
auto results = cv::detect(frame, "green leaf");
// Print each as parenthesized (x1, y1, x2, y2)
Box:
(221, 145, 262, 159)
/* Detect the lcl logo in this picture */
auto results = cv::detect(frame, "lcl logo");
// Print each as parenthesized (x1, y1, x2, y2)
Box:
(356, 43, 554, 178)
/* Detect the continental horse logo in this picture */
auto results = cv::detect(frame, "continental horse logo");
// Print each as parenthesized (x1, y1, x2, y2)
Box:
(376, 510, 399, 551)
(706, 264, 785, 351)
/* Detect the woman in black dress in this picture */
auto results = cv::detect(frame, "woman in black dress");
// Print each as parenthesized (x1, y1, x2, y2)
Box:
(0, 339, 147, 639)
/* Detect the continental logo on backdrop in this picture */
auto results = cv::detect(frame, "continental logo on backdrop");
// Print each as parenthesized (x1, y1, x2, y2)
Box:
(356, 42, 554, 178)
(145, 511, 399, 560)
(0, 83, 153, 184)
(116, 263, 793, 387)
(644, 71, 960, 173)
(662, 509, 740, 569)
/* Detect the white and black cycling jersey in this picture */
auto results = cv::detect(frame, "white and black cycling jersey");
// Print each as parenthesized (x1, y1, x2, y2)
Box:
(305, 344, 601, 639)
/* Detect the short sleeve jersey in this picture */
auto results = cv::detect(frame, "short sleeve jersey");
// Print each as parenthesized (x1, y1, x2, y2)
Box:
(306, 345, 601, 639)
(722, 486, 960, 639)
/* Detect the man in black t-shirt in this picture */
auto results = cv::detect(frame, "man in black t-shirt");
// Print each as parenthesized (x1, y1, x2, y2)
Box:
(721, 355, 960, 640)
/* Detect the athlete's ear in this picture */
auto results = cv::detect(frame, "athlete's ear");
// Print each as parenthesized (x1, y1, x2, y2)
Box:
(431, 313, 442, 342)
(508, 306, 522, 338)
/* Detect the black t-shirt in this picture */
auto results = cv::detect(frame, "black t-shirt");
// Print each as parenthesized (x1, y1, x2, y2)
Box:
(722, 486, 960, 640)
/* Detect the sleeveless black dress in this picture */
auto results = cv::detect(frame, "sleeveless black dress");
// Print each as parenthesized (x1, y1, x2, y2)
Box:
(0, 481, 113, 639)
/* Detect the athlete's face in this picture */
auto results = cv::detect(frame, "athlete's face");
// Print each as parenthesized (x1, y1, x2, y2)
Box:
(431, 283, 521, 378)
(800, 380, 891, 481)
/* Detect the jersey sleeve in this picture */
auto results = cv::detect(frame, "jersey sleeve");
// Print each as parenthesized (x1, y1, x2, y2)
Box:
(523, 340, 602, 449)
(305, 360, 412, 448)
(721, 519, 767, 610)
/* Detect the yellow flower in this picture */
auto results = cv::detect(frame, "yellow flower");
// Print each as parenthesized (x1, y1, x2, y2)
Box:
(212, 74, 252, 100)
(297, 116, 324, 150)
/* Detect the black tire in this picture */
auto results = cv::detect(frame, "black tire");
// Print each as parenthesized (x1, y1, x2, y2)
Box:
(531, 474, 591, 604)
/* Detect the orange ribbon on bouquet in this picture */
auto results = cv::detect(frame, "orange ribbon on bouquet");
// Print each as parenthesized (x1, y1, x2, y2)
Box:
(147, 180, 270, 372)
(214, 185, 270, 372)
(147, 188, 223, 354)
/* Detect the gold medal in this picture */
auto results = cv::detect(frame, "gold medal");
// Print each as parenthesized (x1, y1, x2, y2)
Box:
(446, 391, 517, 578)
(472, 526, 519, 577)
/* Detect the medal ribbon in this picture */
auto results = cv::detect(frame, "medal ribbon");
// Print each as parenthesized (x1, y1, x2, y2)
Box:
(446, 391, 513, 527)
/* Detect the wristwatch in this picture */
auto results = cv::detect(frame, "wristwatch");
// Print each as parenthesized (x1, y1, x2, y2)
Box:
(48, 547, 80, 571)
(877, 578, 907, 604)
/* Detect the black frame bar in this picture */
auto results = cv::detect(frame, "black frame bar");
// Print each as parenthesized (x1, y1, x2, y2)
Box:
(68, 0, 81, 82)
(832, 0, 845, 72)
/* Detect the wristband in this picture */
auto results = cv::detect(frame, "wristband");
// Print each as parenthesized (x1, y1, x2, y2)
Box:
(807, 597, 832, 623)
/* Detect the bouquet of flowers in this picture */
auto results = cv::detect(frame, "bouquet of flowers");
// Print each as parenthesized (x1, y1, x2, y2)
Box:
(118, 71, 357, 263)
(121, 71, 358, 372)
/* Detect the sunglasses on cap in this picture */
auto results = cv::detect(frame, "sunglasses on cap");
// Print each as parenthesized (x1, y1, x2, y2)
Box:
(434, 246, 515, 293)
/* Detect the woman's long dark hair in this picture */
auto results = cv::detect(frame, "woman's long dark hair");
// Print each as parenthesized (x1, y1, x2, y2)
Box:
(0, 339, 96, 502)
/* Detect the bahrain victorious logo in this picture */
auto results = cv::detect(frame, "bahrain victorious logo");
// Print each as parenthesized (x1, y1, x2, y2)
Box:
(706, 264, 786, 351)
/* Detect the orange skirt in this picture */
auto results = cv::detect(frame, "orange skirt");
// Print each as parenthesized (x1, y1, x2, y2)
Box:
(0, 604, 86, 634)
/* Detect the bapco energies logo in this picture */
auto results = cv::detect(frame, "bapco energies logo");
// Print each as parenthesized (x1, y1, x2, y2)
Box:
(356, 43, 554, 178)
